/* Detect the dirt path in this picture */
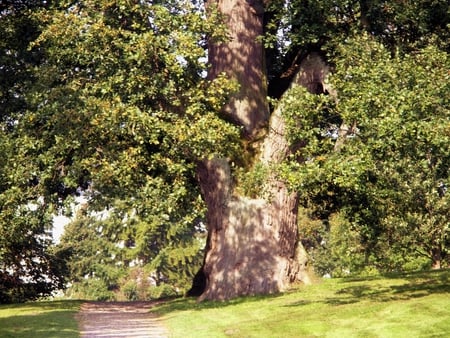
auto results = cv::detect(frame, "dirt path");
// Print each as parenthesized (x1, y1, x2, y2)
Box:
(76, 301, 168, 338)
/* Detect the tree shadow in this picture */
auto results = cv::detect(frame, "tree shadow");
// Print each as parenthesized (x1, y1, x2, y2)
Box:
(284, 269, 450, 307)
(155, 270, 450, 314)
(153, 291, 285, 315)
(330, 270, 449, 304)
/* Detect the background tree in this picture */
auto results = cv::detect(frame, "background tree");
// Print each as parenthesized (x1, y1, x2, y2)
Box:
(1, 0, 448, 302)
(282, 34, 450, 275)
(18, 0, 239, 300)
(0, 0, 66, 303)
(56, 209, 123, 300)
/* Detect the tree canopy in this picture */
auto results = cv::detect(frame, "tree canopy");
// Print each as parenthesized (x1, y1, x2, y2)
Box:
(0, 0, 449, 302)
(1, 0, 239, 302)
(282, 35, 450, 274)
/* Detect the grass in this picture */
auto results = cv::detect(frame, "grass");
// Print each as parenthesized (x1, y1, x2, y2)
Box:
(0, 270, 448, 337)
(0, 300, 82, 338)
(154, 269, 450, 337)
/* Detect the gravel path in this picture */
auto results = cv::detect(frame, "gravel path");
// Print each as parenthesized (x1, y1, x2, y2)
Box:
(76, 301, 168, 338)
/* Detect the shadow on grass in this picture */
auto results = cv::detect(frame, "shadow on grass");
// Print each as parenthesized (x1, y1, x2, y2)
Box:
(153, 292, 285, 315)
(326, 269, 450, 305)
(153, 269, 450, 313)
(283, 269, 450, 308)
(0, 300, 82, 338)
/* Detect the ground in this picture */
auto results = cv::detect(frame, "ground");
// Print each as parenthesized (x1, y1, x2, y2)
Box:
(76, 301, 168, 338)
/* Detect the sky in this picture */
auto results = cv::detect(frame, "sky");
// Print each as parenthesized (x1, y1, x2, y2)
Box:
(52, 215, 71, 244)
(52, 195, 87, 244)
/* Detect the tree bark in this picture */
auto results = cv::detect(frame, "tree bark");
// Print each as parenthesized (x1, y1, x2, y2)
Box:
(192, 1, 327, 301)
(207, 0, 269, 137)
(196, 152, 311, 301)
(431, 247, 442, 270)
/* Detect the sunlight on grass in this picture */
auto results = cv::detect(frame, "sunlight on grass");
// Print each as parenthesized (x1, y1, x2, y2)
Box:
(155, 270, 450, 337)
(0, 300, 82, 338)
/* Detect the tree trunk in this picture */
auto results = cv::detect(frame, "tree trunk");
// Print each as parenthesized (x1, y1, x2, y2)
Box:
(196, 154, 311, 300)
(431, 247, 442, 270)
(207, 0, 269, 137)
(192, 0, 326, 301)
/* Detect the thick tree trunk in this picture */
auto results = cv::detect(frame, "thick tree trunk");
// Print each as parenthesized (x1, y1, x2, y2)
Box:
(207, 0, 269, 137)
(197, 144, 310, 300)
(192, 1, 329, 301)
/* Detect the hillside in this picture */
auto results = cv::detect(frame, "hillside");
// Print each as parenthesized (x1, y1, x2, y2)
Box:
(155, 269, 450, 337)
(0, 270, 448, 337)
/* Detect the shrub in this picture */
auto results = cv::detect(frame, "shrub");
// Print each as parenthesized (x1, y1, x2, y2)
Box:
(122, 280, 139, 301)
(147, 284, 177, 300)
(66, 279, 116, 301)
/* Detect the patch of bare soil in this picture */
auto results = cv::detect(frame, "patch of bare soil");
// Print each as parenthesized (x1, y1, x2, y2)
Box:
(76, 301, 168, 338)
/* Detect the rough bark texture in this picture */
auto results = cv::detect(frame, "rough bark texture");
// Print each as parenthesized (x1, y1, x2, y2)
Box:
(194, 2, 330, 301)
(197, 156, 310, 301)
(292, 52, 330, 94)
(207, 0, 269, 137)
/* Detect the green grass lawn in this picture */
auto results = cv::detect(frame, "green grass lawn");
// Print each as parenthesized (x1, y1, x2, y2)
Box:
(0, 270, 448, 337)
(154, 269, 450, 337)
(0, 300, 81, 338)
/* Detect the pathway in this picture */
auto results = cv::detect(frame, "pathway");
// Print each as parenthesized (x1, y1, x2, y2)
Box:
(76, 301, 168, 338)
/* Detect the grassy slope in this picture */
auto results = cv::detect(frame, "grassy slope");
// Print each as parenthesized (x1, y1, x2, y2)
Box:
(155, 269, 450, 337)
(0, 271, 447, 337)
(0, 300, 81, 338)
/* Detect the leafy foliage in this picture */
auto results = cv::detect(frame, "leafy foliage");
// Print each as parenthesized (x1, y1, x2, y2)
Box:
(265, 0, 449, 97)
(0, 1, 66, 303)
(1, 0, 449, 301)
(1, 0, 239, 301)
(30, 0, 238, 298)
(282, 34, 450, 274)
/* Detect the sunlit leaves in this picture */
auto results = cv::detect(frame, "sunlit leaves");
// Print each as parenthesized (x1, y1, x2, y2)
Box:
(26, 0, 239, 198)
(19, 0, 241, 294)
(283, 33, 450, 272)
(0, 2, 71, 302)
